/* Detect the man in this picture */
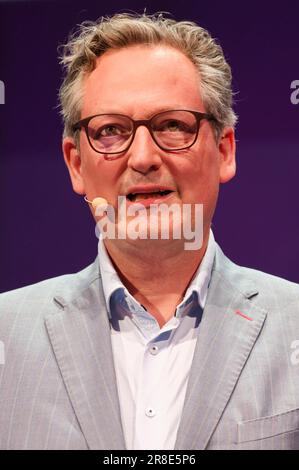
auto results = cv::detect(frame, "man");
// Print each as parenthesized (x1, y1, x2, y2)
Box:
(0, 12, 299, 450)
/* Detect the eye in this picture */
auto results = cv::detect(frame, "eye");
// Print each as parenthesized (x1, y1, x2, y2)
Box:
(94, 125, 123, 139)
(164, 120, 181, 132)
(167, 120, 183, 131)
(156, 119, 193, 133)
(102, 125, 121, 136)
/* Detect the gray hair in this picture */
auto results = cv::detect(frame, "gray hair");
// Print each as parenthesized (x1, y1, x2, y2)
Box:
(58, 12, 237, 142)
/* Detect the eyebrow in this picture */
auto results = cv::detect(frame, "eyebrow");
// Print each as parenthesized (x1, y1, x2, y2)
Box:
(93, 106, 192, 119)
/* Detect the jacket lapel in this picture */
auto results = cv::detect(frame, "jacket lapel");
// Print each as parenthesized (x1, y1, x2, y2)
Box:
(175, 246, 267, 450)
(45, 260, 126, 450)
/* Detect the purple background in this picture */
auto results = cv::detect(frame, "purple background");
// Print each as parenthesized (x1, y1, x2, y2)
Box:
(0, 0, 298, 292)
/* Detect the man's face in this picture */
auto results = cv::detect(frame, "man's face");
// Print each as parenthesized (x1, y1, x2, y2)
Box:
(63, 45, 235, 246)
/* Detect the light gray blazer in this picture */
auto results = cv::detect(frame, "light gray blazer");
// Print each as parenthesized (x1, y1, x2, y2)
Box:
(1, 244, 299, 450)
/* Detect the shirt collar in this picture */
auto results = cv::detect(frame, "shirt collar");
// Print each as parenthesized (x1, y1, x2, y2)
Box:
(98, 230, 216, 318)
(176, 229, 216, 312)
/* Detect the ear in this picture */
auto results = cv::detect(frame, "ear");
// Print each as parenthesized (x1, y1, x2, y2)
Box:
(218, 127, 236, 183)
(62, 137, 85, 195)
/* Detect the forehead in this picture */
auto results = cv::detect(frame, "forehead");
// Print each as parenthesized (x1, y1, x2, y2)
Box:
(81, 45, 204, 117)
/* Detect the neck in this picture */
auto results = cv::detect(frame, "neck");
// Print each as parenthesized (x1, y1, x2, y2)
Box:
(104, 231, 210, 327)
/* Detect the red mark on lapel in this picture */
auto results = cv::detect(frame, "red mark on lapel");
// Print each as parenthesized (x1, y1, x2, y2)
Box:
(235, 310, 253, 321)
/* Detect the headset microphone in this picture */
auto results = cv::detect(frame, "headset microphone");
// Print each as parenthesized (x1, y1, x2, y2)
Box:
(84, 196, 108, 211)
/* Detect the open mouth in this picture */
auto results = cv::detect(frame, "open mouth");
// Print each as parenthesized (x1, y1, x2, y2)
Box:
(126, 190, 173, 202)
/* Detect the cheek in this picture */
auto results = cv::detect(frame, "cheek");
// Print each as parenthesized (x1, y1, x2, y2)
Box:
(81, 155, 98, 184)
(171, 148, 220, 202)
(80, 154, 125, 204)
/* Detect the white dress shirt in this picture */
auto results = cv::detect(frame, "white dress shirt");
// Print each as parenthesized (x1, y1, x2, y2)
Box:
(98, 231, 216, 450)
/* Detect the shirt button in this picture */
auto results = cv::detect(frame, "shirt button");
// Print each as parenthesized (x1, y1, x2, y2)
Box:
(145, 407, 156, 418)
(149, 345, 159, 355)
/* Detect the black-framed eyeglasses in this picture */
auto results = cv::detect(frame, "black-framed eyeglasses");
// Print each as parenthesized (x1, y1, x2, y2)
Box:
(72, 109, 216, 157)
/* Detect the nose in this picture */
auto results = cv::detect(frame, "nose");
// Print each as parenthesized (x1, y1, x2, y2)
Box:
(126, 125, 163, 174)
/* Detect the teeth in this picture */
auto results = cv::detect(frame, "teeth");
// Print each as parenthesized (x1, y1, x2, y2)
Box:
(135, 193, 159, 201)
(127, 190, 171, 202)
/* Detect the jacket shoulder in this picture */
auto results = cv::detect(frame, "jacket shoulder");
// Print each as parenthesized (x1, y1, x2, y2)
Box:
(214, 244, 299, 309)
(0, 258, 100, 314)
